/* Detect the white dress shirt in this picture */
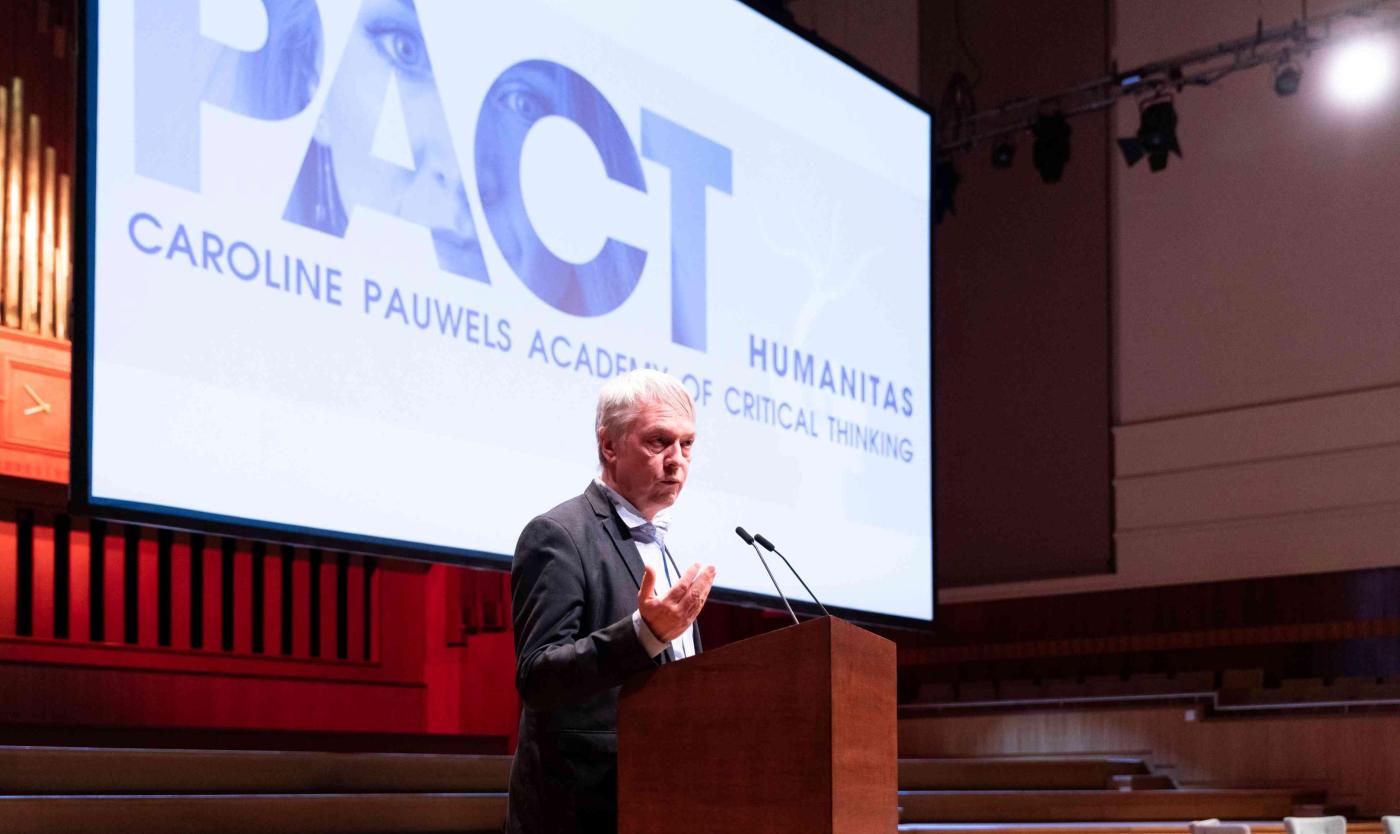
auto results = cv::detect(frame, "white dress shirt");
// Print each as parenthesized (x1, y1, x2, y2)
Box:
(594, 478, 696, 661)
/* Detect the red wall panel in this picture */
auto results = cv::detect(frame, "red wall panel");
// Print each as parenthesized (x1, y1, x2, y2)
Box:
(31, 522, 54, 639)
(67, 526, 89, 641)
(346, 556, 364, 662)
(137, 533, 158, 647)
(0, 520, 16, 636)
(291, 553, 311, 658)
(200, 539, 220, 652)
(101, 525, 123, 645)
(318, 556, 336, 661)
(0, 663, 427, 733)
(262, 547, 281, 656)
(170, 537, 190, 650)
(232, 543, 252, 655)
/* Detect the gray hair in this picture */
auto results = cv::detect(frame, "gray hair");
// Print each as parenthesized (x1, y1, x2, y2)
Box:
(595, 370, 694, 464)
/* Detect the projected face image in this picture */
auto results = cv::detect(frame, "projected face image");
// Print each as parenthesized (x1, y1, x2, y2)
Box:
(475, 60, 648, 317)
(603, 402, 696, 520)
(241, 0, 485, 277)
(476, 62, 568, 273)
(320, 0, 478, 259)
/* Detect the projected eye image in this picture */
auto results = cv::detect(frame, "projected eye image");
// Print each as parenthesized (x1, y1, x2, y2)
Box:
(84, 0, 934, 623)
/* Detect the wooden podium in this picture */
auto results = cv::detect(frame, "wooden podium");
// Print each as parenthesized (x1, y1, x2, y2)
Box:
(617, 616, 897, 834)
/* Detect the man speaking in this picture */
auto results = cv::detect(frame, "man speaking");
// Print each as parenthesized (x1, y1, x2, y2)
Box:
(507, 370, 718, 834)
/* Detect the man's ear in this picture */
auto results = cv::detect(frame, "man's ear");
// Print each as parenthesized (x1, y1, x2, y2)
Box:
(597, 427, 616, 465)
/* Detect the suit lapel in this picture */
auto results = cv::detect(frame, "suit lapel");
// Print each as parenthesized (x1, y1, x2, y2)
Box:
(585, 481, 698, 662)
(585, 481, 645, 591)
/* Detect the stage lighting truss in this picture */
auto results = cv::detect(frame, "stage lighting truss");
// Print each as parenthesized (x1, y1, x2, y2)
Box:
(937, 0, 1400, 166)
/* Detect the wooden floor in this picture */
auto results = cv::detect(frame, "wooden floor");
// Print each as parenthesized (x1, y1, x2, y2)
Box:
(0, 746, 1350, 833)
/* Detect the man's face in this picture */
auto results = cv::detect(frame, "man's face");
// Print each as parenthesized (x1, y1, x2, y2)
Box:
(600, 400, 696, 520)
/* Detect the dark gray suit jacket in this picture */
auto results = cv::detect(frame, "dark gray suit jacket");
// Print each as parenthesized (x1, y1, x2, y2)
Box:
(506, 481, 701, 834)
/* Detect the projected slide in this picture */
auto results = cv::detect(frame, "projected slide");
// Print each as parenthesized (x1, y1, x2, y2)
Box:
(85, 0, 933, 622)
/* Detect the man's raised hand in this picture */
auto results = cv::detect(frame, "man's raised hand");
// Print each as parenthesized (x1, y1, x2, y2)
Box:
(638, 562, 717, 642)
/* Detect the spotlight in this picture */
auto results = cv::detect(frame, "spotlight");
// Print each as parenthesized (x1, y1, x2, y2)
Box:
(991, 141, 1016, 169)
(1273, 57, 1303, 96)
(1117, 98, 1181, 172)
(1325, 36, 1396, 108)
(1031, 114, 1071, 183)
(933, 157, 960, 224)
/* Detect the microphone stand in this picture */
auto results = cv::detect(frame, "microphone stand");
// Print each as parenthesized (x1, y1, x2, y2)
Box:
(754, 534, 830, 618)
(735, 527, 799, 625)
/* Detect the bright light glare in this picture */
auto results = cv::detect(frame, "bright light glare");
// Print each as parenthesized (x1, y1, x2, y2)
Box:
(1325, 37, 1397, 107)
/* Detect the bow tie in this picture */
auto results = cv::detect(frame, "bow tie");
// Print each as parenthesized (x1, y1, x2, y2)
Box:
(630, 519, 670, 546)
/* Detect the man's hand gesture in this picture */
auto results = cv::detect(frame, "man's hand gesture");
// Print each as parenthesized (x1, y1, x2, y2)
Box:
(638, 562, 716, 642)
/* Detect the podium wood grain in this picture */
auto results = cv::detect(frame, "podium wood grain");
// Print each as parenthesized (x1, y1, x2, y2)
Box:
(617, 616, 896, 834)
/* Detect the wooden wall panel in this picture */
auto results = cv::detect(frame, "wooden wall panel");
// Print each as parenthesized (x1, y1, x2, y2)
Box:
(1116, 386, 1400, 477)
(946, 385, 1400, 602)
(899, 705, 1400, 816)
(1118, 446, 1400, 530)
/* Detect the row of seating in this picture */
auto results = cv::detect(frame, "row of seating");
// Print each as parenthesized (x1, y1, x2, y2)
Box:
(0, 745, 1350, 831)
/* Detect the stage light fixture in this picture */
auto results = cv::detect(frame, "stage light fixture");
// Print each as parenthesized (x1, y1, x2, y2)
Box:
(991, 141, 1015, 169)
(1117, 98, 1181, 172)
(1273, 56, 1303, 96)
(1325, 36, 1396, 107)
(1030, 114, 1071, 183)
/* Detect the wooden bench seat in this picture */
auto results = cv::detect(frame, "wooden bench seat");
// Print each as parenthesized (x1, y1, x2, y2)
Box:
(898, 788, 1309, 823)
(899, 757, 1150, 790)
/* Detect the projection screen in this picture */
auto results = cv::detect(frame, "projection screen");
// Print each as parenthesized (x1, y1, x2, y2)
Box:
(79, 0, 934, 625)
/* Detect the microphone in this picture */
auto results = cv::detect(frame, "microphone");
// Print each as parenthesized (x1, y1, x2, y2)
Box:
(734, 527, 799, 625)
(752, 533, 831, 618)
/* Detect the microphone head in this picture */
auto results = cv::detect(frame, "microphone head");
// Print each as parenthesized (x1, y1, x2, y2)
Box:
(753, 533, 776, 551)
(734, 526, 754, 545)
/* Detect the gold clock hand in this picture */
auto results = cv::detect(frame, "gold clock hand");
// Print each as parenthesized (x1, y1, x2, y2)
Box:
(22, 383, 49, 409)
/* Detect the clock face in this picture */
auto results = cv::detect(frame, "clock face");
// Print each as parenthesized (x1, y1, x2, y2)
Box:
(8, 364, 68, 449)
(0, 332, 71, 484)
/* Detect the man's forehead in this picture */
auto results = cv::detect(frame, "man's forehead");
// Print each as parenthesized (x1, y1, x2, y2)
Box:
(633, 400, 695, 432)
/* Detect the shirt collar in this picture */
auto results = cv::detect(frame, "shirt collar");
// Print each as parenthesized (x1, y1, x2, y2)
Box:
(594, 477, 671, 533)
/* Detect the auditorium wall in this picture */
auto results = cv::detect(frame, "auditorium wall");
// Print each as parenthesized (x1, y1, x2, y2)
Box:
(788, 0, 920, 94)
(931, 0, 1400, 602)
(921, 0, 1116, 588)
